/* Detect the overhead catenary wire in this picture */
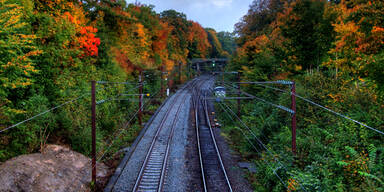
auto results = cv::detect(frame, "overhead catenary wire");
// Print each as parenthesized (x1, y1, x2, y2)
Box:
(83, 90, 161, 192)
(217, 90, 308, 188)
(237, 80, 293, 85)
(96, 90, 160, 162)
(96, 82, 144, 93)
(216, 102, 288, 189)
(229, 82, 384, 136)
(219, 83, 294, 114)
(97, 81, 143, 85)
(218, 101, 308, 192)
(0, 93, 90, 133)
(221, 96, 283, 151)
(96, 83, 144, 105)
(0, 79, 144, 132)
(221, 82, 294, 144)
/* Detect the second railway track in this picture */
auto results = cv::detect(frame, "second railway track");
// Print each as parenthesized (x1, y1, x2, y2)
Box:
(193, 81, 233, 192)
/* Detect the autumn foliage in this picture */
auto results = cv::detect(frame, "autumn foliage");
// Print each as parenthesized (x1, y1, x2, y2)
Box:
(0, 0, 227, 162)
(229, 0, 384, 191)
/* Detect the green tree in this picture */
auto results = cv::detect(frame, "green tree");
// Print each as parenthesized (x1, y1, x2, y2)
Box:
(217, 31, 236, 55)
(278, 0, 335, 72)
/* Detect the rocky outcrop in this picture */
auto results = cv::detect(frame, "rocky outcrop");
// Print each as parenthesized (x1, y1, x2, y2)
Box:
(0, 145, 108, 192)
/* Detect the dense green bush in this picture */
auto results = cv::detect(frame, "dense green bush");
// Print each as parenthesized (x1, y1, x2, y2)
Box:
(216, 71, 384, 191)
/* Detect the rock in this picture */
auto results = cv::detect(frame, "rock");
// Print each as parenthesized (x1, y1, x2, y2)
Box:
(0, 145, 108, 192)
(238, 162, 258, 173)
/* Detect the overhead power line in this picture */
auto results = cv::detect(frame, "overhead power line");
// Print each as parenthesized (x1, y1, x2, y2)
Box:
(229, 82, 384, 136)
(0, 93, 89, 133)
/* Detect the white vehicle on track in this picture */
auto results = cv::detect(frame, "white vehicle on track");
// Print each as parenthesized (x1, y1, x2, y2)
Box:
(214, 86, 226, 102)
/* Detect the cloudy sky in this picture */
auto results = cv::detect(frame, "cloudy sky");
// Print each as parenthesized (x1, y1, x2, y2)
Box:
(133, 0, 253, 32)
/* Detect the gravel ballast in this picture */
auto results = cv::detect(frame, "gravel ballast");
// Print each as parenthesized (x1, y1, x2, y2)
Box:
(105, 76, 252, 191)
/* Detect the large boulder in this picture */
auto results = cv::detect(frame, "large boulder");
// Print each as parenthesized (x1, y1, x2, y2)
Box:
(0, 145, 108, 192)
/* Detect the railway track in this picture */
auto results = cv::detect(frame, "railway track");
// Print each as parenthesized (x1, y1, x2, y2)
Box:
(193, 82, 233, 192)
(132, 78, 203, 192)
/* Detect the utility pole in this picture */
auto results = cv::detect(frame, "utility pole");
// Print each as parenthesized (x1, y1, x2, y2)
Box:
(138, 70, 143, 127)
(91, 80, 96, 188)
(161, 65, 164, 98)
(291, 81, 297, 156)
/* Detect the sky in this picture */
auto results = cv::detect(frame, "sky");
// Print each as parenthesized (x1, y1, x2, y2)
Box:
(133, 0, 254, 32)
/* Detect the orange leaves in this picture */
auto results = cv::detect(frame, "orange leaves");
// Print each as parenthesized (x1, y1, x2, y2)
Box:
(112, 47, 135, 73)
(326, 0, 384, 78)
(63, 12, 75, 23)
(243, 35, 270, 54)
(60, 7, 100, 57)
(135, 23, 148, 48)
(165, 60, 175, 71)
(362, 26, 384, 53)
(153, 21, 172, 62)
(188, 21, 211, 58)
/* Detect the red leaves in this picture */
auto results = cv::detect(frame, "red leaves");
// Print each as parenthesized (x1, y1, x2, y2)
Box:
(61, 9, 100, 57)
(77, 26, 100, 56)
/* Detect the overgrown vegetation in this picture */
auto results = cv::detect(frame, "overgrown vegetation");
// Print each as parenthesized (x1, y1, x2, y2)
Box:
(0, 0, 228, 161)
(218, 0, 384, 191)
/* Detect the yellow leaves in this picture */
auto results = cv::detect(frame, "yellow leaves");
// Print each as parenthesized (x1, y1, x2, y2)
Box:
(294, 64, 302, 71)
(333, 21, 360, 37)
(8, 108, 26, 115)
(0, 3, 26, 31)
(241, 66, 251, 74)
(165, 59, 175, 71)
(135, 23, 147, 46)
(328, 93, 344, 103)
(0, 0, 42, 90)
(242, 35, 270, 55)
(287, 178, 299, 192)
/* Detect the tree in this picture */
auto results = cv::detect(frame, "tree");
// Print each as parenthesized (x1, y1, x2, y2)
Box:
(206, 28, 228, 58)
(0, 0, 41, 122)
(277, 0, 334, 72)
(217, 31, 236, 55)
(234, 0, 289, 46)
(187, 21, 211, 58)
(160, 9, 190, 64)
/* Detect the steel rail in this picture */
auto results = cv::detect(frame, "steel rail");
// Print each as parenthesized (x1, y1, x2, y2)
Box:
(216, 102, 289, 189)
(202, 95, 233, 192)
(132, 92, 185, 191)
(132, 79, 199, 191)
(192, 81, 209, 192)
(157, 91, 189, 191)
